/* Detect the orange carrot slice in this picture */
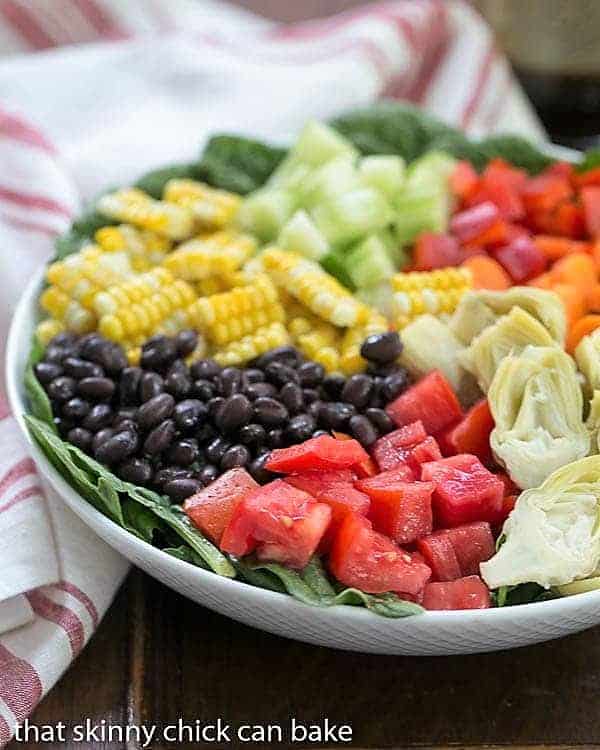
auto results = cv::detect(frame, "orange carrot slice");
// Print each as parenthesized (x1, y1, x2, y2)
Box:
(533, 235, 591, 261)
(567, 314, 600, 353)
(462, 255, 511, 291)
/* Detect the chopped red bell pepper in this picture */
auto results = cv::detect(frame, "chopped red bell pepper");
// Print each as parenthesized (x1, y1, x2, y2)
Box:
(450, 160, 480, 202)
(422, 576, 491, 610)
(413, 232, 461, 271)
(360, 479, 434, 545)
(546, 160, 577, 184)
(493, 235, 548, 283)
(385, 371, 463, 436)
(522, 173, 573, 215)
(472, 159, 526, 220)
(450, 201, 501, 243)
(265, 435, 369, 474)
(581, 186, 600, 237)
(220, 479, 331, 569)
(183, 467, 258, 545)
(438, 399, 494, 465)
(329, 513, 431, 597)
(421, 454, 504, 527)
(531, 200, 585, 239)
(417, 530, 461, 581)
(331, 431, 378, 477)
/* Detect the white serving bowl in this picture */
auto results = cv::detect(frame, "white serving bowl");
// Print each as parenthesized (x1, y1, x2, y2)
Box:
(7, 269, 600, 655)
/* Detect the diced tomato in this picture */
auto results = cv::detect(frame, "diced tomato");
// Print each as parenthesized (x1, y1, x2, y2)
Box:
(329, 514, 431, 597)
(413, 232, 461, 271)
(450, 160, 480, 202)
(371, 421, 427, 472)
(450, 201, 501, 242)
(331, 431, 378, 477)
(285, 468, 355, 497)
(466, 219, 509, 249)
(355, 465, 415, 492)
(493, 235, 548, 283)
(410, 436, 443, 470)
(266, 435, 369, 474)
(386, 371, 463, 436)
(417, 530, 461, 581)
(496, 494, 517, 526)
(438, 399, 494, 465)
(474, 159, 526, 220)
(546, 160, 577, 184)
(421, 454, 504, 527)
(494, 471, 518, 496)
(183, 467, 258, 545)
(447, 522, 495, 576)
(581, 186, 600, 237)
(575, 165, 600, 187)
(522, 173, 573, 214)
(220, 480, 331, 568)
(533, 201, 585, 239)
(422, 576, 491, 611)
(361, 480, 434, 545)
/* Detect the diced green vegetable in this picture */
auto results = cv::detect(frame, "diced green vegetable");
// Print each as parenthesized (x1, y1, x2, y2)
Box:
(320, 250, 356, 290)
(356, 281, 394, 318)
(312, 187, 393, 246)
(297, 155, 360, 208)
(237, 188, 295, 242)
(346, 234, 395, 289)
(358, 155, 405, 202)
(394, 190, 450, 246)
(278, 210, 329, 260)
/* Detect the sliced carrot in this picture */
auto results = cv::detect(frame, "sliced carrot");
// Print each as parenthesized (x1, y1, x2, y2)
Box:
(567, 314, 600, 353)
(533, 235, 591, 261)
(586, 285, 600, 313)
(551, 283, 586, 327)
(462, 255, 511, 290)
(551, 253, 598, 300)
(527, 272, 554, 289)
(590, 240, 600, 267)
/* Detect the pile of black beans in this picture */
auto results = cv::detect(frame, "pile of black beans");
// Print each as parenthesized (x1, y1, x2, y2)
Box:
(34, 329, 409, 502)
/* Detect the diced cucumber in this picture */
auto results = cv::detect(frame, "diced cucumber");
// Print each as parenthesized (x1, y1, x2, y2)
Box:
(376, 228, 409, 269)
(356, 281, 394, 318)
(297, 155, 360, 208)
(277, 210, 329, 260)
(359, 155, 405, 202)
(311, 187, 393, 246)
(347, 235, 395, 289)
(237, 189, 295, 242)
(321, 250, 356, 290)
(394, 189, 450, 246)
(405, 150, 457, 194)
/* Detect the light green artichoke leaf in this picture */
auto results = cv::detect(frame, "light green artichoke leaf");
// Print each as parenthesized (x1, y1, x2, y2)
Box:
(481, 455, 600, 589)
(586, 390, 600, 454)
(575, 328, 600, 395)
(488, 346, 589, 490)
(460, 306, 558, 393)
(449, 291, 498, 345)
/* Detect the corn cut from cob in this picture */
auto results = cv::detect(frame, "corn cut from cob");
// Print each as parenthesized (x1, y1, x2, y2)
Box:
(163, 230, 256, 281)
(213, 322, 290, 366)
(95, 224, 171, 270)
(97, 188, 194, 241)
(164, 179, 240, 230)
(391, 267, 472, 328)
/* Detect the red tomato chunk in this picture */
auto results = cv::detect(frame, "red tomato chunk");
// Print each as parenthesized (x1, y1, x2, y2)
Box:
(329, 514, 431, 597)
(447, 521, 495, 576)
(438, 399, 494, 465)
(220, 480, 331, 569)
(450, 201, 501, 242)
(372, 422, 441, 476)
(417, 530, 461, 581)
(386, 371, 463, 436)
(183, 467, 258, 545)
(266, 435, 369, 473)
(493, 235, 547, 283)
(362, 480, 434, 545)
(421, 454, 504, 527)
(285, 469, 355, 497)
(422, 576, 491, 611)
(413, 232, 461, 271)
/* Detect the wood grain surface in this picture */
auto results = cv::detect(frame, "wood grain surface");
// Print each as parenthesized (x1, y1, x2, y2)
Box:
(9, 1, 600, 749)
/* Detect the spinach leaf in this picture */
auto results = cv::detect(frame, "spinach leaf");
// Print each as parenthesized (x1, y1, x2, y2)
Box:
(135, 163, 199, 199)
(122, 497, 166, 542)
(577, 148, 600, 174)
(196, 135, 287, 194)
(24, 338, 55, 429)
(493, 582, 556, 607)
(243, 560, 325, 605)
(477, 134, 554, 174)
(332, 589, 424, 617)
(164, 546, 209, 569)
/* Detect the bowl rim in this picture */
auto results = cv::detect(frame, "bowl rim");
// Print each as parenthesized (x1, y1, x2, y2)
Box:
(8, 240, 600, 629)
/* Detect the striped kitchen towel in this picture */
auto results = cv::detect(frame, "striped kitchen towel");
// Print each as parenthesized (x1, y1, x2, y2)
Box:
(0, 0, 543, 744)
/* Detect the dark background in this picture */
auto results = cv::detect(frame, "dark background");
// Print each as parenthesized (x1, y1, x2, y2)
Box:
(11, 2, 600, 748)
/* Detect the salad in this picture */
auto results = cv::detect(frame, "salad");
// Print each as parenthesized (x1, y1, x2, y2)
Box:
(23, 102, 600, 618)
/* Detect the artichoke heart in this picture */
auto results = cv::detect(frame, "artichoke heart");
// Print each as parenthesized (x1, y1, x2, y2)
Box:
(586, 390, 600, 454)
(481, 455, 600, 589)
(488, 346, 589, 490)
(460, 306, 558, 392)
(575, 328, 600, 394)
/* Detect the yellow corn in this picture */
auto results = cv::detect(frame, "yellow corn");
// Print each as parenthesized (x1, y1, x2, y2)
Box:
(36, 318, 65, 346)
(164, 178, 240, 230)
(97, 188, 194, 241)
(95, 224, 171, 271)
(340, 313, 389, 375)
(126, 347, 141, 366)
(163, 230, 256, 281)
(261, 248, 368, 328)
(188, 274, 284, 345)
(40, 286, 96, 334)
(193, 270, 249, 298)
(213, 322, 290, 366)
(391, 267, 472, 327)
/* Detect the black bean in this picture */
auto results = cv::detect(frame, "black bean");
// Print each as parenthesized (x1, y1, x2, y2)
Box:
(120, 367, 142, 405)
(367, 361, 401, 377)
(253, 397, 288, 428)
(143, 419, 176, 456)
(285, 413, 315, 443)
(50, 332, 77, 348)
(349, 415, 378, 448)
(34, 361, 63, 384)
(196, 422, 216, 444)
(220, 445, 250, 470)
(54, 416, 75, 437)
(44, 345, 68, 364)
(47, 376, 77, 402)
(113, 407, 137, 425)
(164, 371, 191, 399)
(382, 371, 409, 402)
(302, 388, 319, 404)
(198, 464, 219, 486)
(190, 359, 221, 381)
(77, 333, 103, 358)
(83, 404, 113, 431)
(139, 372, 164, 402)
(81, 337, 126, 373)
(103, 343, 128, 374)
(265, 361, 300, 387)
(365, 407, 394, 434)
(239, 423, 266, 447)
(321, 373, 346, 400)
(205, 437, 231, 464)
(219, 367, 243, 396)
(318, 402, 356, 431)
(154, 467, 192, 489)
(297, 361, 325, 387)
(175, 329, 198, 357)
(216, 394, 252, 433)
(118, 457, 153, 485)
(191, 379, 215, 401)
(248, 453, 273, 484)
(307, 400, 323, 420)
(77, 377, 115, 401)
(267, 429, 284, 448)
(92, 427, 115, 454)
(136, 393, 175, 430)
(167, 438, 199, 467)
(63, 357, 104, 379)
(62, 397, 91, 420)
(207, 396, 225, 419)
(360, 331, 403, 364)
(140, 335, 177, 371)
(168, 359, 188, 377)
(244, 382, 277, 401)
(173, 399, 206, 432)
(279, 382, 304, 414)
(95, 430, 138, 464)
(243, 368, 265, 385)
(67, 427, 92, 452)
(163, 477, 202, 502)
(341, 374, 374, 410)
(254, 346, 301, 369)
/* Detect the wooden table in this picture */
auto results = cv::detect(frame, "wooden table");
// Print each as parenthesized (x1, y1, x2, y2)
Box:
(12, 2, 600, 748)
